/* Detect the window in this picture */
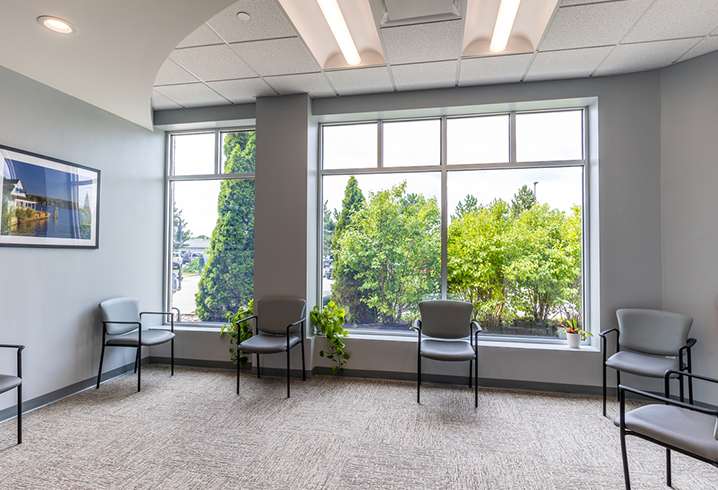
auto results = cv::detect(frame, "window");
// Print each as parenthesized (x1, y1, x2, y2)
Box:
(321, 110, 586, 340)
(168, 130, 255, 324)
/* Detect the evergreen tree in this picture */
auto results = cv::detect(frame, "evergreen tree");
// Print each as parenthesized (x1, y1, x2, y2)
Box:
(510, 184, 537, 217)
(454, 194, 478, 219)
(173, 203, 192, 249)
(195, 132, 255, 321)
(332, 176, 365, 250)
(323, 200, 336, 256)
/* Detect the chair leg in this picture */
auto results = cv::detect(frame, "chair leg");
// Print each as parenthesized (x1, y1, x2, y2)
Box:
(666, 449, 672, 487)
(679, 375, 685, 403)
(474, 352, 478, 408)
(236, 358, 240, 395)
(602, 363, 607, 417)
(469, 359, 473, 388)
(286, 347, 291, 398)
(688, 374, 694, 405)
(417, 353, 422, 404)
(301, 341, 306, 381)
(171, 338, 174, 376)
(620, 427, 631, 490)
(616, 371, 621, 402)
(17, 384, 22, 445)
(257, 354, 261, 378)
(134, 347, 140, 374)
(96, 343, 106, 389)
(137, 346, 142, 393)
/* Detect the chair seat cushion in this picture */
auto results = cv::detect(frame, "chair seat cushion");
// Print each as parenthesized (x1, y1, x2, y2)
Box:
(0, 374, 21, 394)
(106, 329, 175, 346)
(238, 333, 301, 354)
(605, 351, 679, 378)
(420, 339, 476, 361)
(615, 405, 718, 462)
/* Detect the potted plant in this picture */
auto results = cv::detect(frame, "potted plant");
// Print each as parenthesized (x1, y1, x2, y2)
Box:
(557, 317, 592, 348)
(310, 301, 350, 374)
(220, 299, 254, 367)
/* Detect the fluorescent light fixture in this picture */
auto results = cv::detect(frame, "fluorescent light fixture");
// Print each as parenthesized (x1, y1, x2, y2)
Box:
(37, 16, 76, 34)
(316, 0, 361, 66)
(490, 0, 521, 53)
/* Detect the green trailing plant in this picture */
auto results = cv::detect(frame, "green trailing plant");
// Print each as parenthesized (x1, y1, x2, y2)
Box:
(220, 299, 254, 367)
(557, 317, 593, 341)
(311, 301, 350, 374)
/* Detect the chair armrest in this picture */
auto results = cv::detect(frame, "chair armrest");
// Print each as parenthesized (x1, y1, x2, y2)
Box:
(678, 338, 697, 358)
(0, 344, 25, 351)
(413, 319, 422, 332)
(287, 317, 306, 328)
(471, 321, 482, 333)
(619, 384, 718, 416)
(0, 345, 24, 378)
(233, 315, 258, 335)
(599, 328, 618, 338)
(140, 311, 178, 319)
(665, 369, 718, 385)
(102, 321, 141, 326)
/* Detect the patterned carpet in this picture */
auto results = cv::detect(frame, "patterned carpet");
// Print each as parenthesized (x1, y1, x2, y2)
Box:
(0, 366, 716, 489)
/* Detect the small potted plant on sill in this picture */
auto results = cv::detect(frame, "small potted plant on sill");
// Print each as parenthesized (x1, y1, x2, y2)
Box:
(557, 317, 592, 348)
(310, 301, 350, 374)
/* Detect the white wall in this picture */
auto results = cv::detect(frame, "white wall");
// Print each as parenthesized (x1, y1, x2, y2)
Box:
(660, 50, 718, 404)
(0, 65, 165, 412)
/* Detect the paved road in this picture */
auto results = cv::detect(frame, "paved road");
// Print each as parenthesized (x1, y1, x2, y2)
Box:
(172, 274, 200, 315)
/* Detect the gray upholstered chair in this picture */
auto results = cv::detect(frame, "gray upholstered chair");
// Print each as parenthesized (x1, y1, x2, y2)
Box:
(235, 297, 306, 398)
(415, 300, 481, 407)
(97, 297, 178, 392)
(616, 371, 718, 489)
(0, 344, 24, 444)
(600, 308, 695, 416)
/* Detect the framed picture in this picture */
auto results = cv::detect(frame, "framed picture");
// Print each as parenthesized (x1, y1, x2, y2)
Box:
(1, 144, 100, 248)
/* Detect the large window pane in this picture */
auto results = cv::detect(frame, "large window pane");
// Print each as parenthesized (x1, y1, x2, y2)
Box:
(447, 115, 509, 164)
(447, 167, 583, 338)
(221, 131, 255, 173)
(322, 172, 441, 332)
(383, 119, 440, 167)
(516, 110, 583, 162)
(323, 123, 377, 169)
(172, 133, 215, 175)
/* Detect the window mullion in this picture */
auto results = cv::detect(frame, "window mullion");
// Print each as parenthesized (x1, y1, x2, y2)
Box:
(441, 116, 448, 300)
(510, 112, 517, 163)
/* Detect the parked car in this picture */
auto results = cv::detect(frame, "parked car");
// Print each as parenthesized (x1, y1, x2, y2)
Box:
(172, 252, 182, 269)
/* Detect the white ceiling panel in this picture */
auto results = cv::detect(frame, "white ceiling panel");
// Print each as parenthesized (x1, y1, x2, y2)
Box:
(208, 78, 277, 103)
(391, 61, 457, 91)
(525, 46, 612, 82)
(152, 90, 183, 110)
(677, 36, 718, 63)
(623, 0, 718, 43)
(176, 23, 223, 48)
(154, 59, 200, 86)
(230, 38, 320, 76)
(594, 38, 700, 76)
(207, 0, 296, 43)
(381, 20, 462, 64)
(170, 44, 256, 81)
(154, 83, 230, 108)
(459, 54, 533, 86)
(324, 67, 394, 96)
(540, 0, 653, 51)
(263, 73, 336, 97)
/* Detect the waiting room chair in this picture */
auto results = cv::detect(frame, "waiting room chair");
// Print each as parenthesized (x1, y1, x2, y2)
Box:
(416, 300, 481, 407)
(97, 297, 178, 392)
(0, 344, 24, 444)
(235, 297, 306, 398)
(616, 370, 718, 489)
(600, 308, 695, 416)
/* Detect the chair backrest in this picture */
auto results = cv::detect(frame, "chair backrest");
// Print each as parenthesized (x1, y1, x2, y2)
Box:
(419, 300, 473, 339)
(99, 297, 140, 336)
(616, 308, 692, 356)
(256, 297, 306, 335)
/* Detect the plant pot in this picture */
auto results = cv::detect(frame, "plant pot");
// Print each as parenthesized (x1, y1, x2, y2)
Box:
(566, 332, 581, 348)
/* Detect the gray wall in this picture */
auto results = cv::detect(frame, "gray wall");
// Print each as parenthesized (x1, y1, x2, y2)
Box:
(660, 51, 718, 404)
(0, 65, 165, 412)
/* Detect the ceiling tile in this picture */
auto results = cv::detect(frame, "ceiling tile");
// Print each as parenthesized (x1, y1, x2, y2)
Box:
(594, 38, 700, 76)
(154, 59, 199, 86)
(623, 0, 718, 43)
(381, 20, 462, 64)
(524, 46, 613, 82)
(391, 61, 457, 91)
(459, 54, 533, 86)
(263, 73, 336, 97)
(676, 35, 718, 62)
(207, 0, 296, 43)
(154, 83, 229, 108)
(208, 78, 277, 103)
(230, 37, 320, 76)
(324, 66, 394, 96)
(176, 23, 223, 48)
(170, 44, 256, 81)
(152, 91, 183, 111)
(540, 0, 653, 51)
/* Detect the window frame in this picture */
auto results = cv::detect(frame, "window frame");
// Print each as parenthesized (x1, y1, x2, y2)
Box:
(164, 126, 256, 328)
(317, 108, 590, 344)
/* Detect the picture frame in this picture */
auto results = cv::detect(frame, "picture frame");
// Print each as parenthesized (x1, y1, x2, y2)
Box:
(1, 144, 100, 248)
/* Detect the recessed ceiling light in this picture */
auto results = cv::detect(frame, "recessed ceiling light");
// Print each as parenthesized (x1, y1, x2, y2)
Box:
(316, 0, 361, 66)
(37, 16, 77, 34)
(237, 12, 251, 21)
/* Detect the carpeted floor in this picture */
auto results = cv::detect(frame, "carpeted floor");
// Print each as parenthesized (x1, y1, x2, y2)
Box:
(0, 366, 716, 489)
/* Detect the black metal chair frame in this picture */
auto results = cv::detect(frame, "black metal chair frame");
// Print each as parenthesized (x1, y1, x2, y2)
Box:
(600, 327, 696, 416)
(96, 308, 179, 392)
(618, 370, 718, 489)
(0, 344, 24, 444)
(235, 314, 306, 398)
(415, 319, 482, 407)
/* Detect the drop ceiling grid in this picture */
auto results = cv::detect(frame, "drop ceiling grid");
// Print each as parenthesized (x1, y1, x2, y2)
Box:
(229, 37, 321, 77)
(380, 20, 463, 64)
(263, 73, 336, 98)
(458, 54, 533, 86)
(324, 66, 394, 96)
(391, 60, 458, 91)
(593, 37, 702, 77)
(622, 0, 718, 43)
(152, 90, 184, 110)
(155, 59, 200, 86)
(205, 0, 297, 43)
(154, 83, 231, 108)
(678, 35, 718, 63)
(524, 46, 614, 82)
(208, 78, 278, 103)
(176, 23, 224, 49)
(169, 44, 258, 82)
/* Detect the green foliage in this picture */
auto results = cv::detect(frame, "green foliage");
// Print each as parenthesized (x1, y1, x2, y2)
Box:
(557, 317, 593, 340)
(196, 132, 255, 321)
(184, 257, 200, 274)
(510, 184, 537, 217)
(173, 203, 192, 249)
(323, 200, 336, 256)
(332, 176, 365, 249)
(311, 301, 349, 374)
(220, 299, 254, 366)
